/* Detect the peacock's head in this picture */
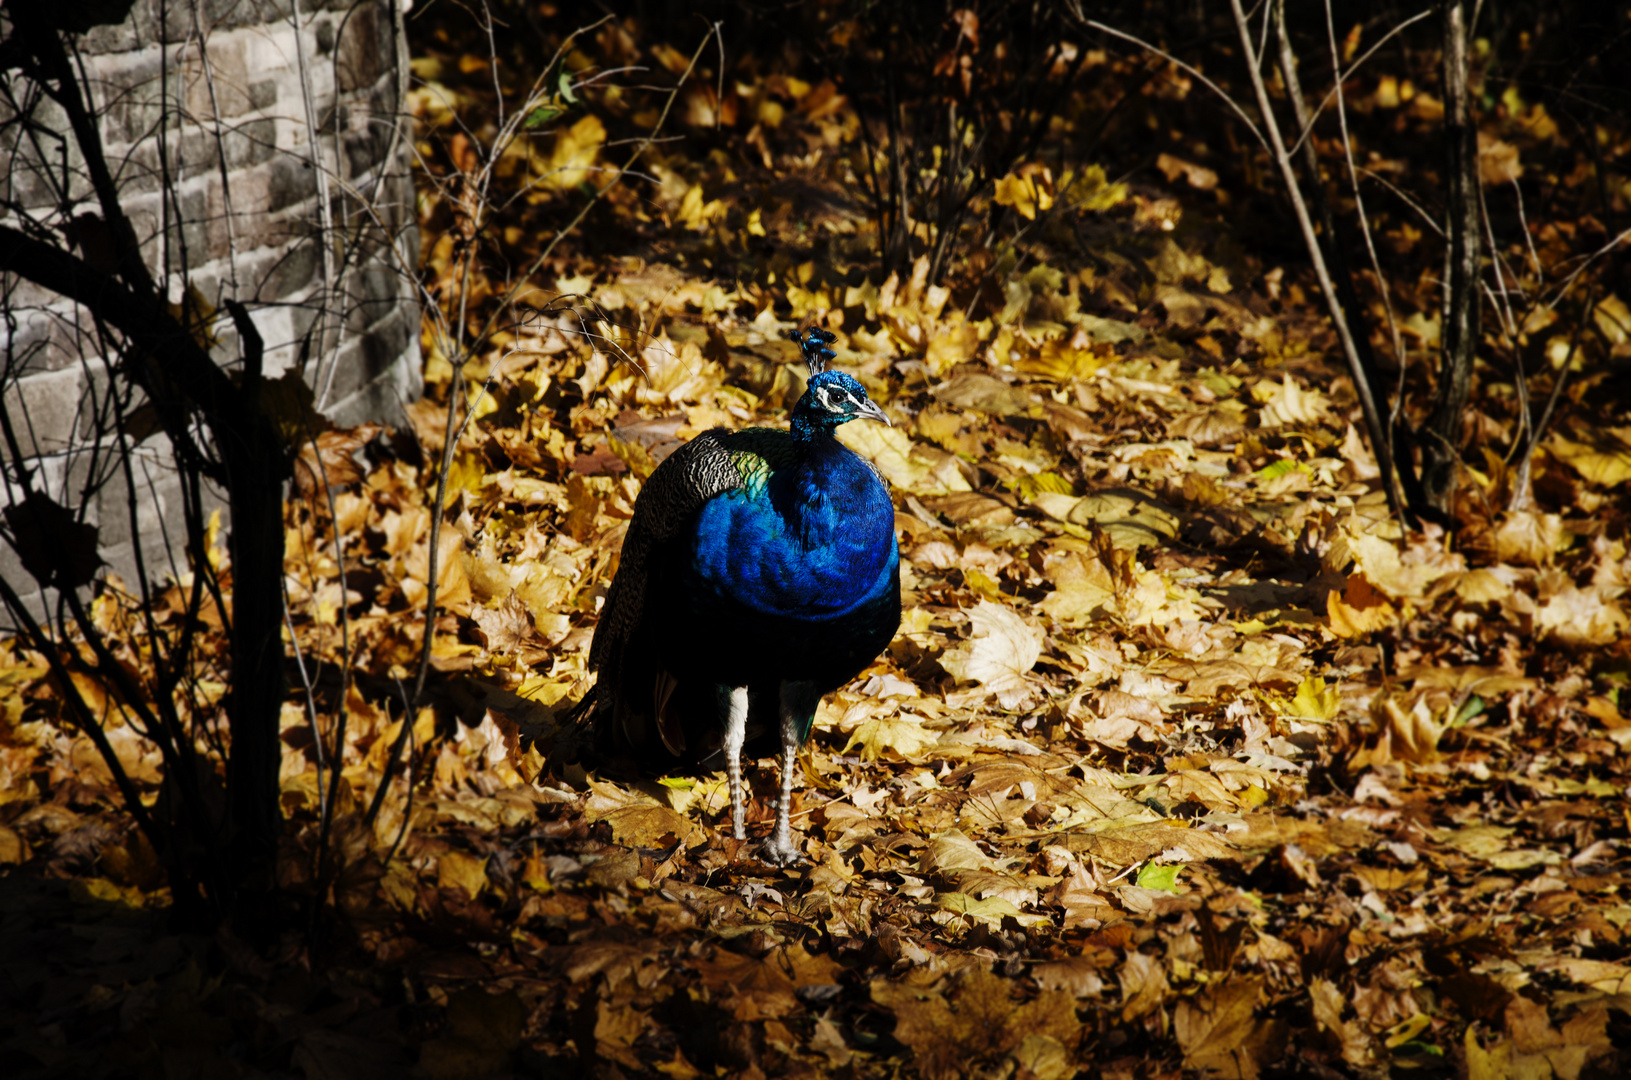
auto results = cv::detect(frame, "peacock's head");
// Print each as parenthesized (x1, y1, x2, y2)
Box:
(786, 326, 891, 434)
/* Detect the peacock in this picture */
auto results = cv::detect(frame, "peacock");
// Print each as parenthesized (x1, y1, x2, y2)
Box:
(575, 326, 900, 865)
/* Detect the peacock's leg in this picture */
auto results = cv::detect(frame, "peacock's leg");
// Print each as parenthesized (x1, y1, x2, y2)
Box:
(723, 684, 749, 840)
(761, 681, 817, 867)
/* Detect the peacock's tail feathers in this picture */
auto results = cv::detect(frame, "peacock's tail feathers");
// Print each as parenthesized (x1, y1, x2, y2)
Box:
(653, 668, 685, 755)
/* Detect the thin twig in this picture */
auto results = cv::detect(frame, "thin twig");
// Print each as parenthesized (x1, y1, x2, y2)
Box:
(1286, 8, 1434, 159)
(1508, 281, 1594, 511)
(1231, 0, 1409, 523)
(1074, 14, 1270, 154)
(289, 0, 341, 406)
(1320, 0, 1408, 382)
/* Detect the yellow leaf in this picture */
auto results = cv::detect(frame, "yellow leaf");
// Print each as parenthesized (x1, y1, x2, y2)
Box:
(1384, 1014, 1431, 1049)
(675, 184, 727, 228)
(1549, 426, 1631, 487)
(1067, 163, 1128, 212)
(923, 316, 982, 376)
(837, 421, 970, 495)
(841, 714, 939, 761)
(1013, 338, 1109, 381)
(607, 433, 657, 479)
(167, 282, 219, 353)
(423, 337, 454, 388)
(992, 167, 1054, 220)
(442, 452, 486, 507)
(535, 114, 604, 192)
(437, 850, 488, 898)
(1264, 676, 1340, 724)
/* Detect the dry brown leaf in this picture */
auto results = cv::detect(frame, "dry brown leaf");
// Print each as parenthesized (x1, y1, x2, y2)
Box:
(293, 423, 383, 500)
(1492, 510, 1567, 565)
(1175, 975, 1279, 1079)
(1040, 549, 1121, 626)
(940, 600, 1044, 710)
(1345, 531, 1464, 600)
(1254, 377, 1330, 427)
(1535, 584, 1629, 646)
(1118, 950, 1170, 1020)
(1311, 977, 1374, 1068)
(469, 590, 544, 654)
(1156, 153, 1219, 190)
(873, 967, 1080, 1080)
(923, 828, 1002, 873)
(1477, 133, 1522, 185)
(840, 712, 940, 761)
(585, 777, 708, 847)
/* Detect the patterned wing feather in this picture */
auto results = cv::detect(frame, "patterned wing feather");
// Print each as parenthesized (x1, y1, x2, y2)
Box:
(591, 430, 737, 676)
(586, 427, 794, 726)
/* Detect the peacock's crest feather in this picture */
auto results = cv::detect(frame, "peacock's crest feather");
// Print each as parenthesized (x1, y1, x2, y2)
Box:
(786, 325, 837, 374)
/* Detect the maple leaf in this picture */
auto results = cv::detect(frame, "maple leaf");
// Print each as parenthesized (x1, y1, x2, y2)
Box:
(1175, 976, 1284, 1079)
(939, 600, 1044, 710)
(993, 166, 1054, 220)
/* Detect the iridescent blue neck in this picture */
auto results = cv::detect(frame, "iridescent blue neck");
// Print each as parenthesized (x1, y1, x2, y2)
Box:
(788, 396, 835, 442)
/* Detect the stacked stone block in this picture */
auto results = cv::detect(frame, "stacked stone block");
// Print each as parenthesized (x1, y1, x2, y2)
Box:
(0, 0, 421, 616)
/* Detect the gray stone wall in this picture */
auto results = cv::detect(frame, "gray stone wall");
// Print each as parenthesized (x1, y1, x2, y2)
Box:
(0, 0, 421, 615)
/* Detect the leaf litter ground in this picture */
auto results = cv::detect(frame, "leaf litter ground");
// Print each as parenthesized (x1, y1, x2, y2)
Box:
(4, 11, 1631, 1080)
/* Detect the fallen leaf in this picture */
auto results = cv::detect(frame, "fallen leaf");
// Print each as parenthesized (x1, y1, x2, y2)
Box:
(1175, 975, 1278, 1079)
(940, 600, 1044, 710)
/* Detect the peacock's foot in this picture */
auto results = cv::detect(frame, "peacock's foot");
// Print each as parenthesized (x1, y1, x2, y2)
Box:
(755, 833, 806, 868)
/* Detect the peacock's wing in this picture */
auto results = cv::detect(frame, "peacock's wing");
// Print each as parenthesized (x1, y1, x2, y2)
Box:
(586, 427, 795, 732)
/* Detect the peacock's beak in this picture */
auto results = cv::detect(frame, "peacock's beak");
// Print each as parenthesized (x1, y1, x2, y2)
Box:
(855, 399, 892, 426)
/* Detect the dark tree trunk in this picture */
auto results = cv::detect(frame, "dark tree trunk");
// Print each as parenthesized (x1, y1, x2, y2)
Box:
(1423, 0, 1481, 511)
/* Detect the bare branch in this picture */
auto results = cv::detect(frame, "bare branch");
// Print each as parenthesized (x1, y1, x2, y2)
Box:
(1229, 0, 1409, 523)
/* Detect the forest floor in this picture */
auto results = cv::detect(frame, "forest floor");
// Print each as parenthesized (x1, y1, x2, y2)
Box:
(4, 6, 1631, 1079)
